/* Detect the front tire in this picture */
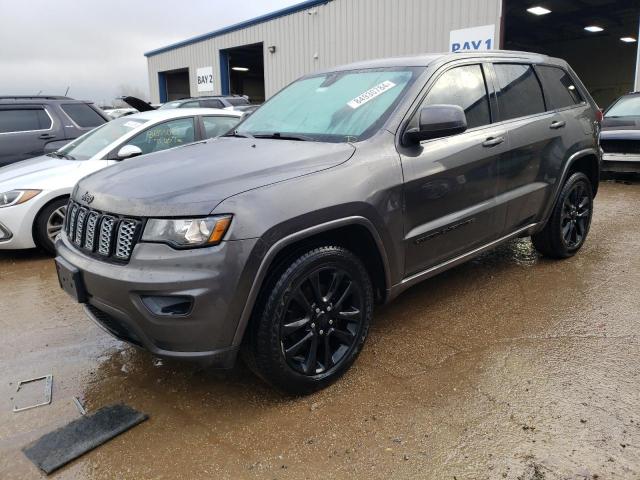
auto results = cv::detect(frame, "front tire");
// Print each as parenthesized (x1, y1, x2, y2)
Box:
(34, 198, 68, 255)
(244, 245, 373, 395)
(532, 172, 593, 259)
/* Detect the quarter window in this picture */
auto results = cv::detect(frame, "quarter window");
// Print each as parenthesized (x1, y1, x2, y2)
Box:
(202, 116, 241, 139)
(536, 65, 583, 110)
(61, 103, 106, 128)
(127, 118, 196, 155)
(421, 64, 491, 129)
(493, 64, 546, 120)
(0, 108, 51, 133)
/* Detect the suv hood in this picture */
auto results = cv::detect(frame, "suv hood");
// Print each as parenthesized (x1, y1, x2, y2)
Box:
(601, 116, 640, 131)
(74, 137, 356, 216)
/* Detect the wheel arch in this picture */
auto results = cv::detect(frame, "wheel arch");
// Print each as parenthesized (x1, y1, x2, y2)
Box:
(540, 148, 601, 227)
(231, 217, 392, 347)
(31, 194, 70, 246)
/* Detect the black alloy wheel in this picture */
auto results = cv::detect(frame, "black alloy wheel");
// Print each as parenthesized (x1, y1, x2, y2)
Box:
(243, 245, 373, 394)
(280, 266, 363, 376)
(560, 181, 591, 249)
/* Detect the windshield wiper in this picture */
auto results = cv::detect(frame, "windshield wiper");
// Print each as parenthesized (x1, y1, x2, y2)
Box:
(224, 130, 254, 139)
(253, 132, 313, 141)
(46, 151, 75, 160)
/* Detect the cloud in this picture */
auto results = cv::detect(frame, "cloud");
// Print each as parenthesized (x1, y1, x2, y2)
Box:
(0, 0, 300, 104)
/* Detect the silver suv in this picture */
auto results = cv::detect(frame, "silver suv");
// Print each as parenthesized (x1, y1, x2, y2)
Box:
(55, 51, 601, 394)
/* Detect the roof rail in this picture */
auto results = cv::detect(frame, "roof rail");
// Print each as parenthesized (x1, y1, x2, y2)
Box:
(0, 95, 72, 100)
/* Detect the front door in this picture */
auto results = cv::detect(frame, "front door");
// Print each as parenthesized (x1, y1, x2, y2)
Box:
(399, 63, 509, 276)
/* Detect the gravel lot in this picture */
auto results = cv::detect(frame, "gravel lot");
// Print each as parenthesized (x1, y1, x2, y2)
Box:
(1, 180, 639, 480)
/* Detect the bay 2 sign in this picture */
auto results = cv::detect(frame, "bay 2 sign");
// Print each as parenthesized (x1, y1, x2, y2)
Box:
(197, 66, 214, 93)
(450, 24, 495, 52)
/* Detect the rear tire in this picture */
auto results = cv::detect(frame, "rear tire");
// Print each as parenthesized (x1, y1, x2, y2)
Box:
(532, 172, 593, 259)
(243, 245, 373, 395)
(34, 198, 68, 255)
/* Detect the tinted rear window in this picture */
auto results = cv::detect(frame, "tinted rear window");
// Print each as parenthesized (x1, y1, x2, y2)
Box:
(494, 64, 546, 121)
(226, 97, 249, 106)
(201, 99, 225, 109)
(0, 108, 51, 133)
(61, 103, 106, 128)
(536, 66, 583, 110)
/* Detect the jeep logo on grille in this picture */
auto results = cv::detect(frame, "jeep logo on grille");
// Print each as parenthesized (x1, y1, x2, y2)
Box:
(81, 192, 95, 204)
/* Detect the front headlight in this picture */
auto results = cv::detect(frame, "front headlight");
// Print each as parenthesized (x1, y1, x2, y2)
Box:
(0, 189, 42, 208)
(141, 215, 232, 248)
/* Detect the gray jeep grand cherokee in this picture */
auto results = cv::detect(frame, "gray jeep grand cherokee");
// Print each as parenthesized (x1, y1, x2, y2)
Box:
(55, 51, 601, 394)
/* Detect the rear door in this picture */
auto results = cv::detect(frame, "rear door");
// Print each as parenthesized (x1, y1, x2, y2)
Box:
(488, 63, 561, 234)
(399, 62, 509, 275)
(0, 105, 61, 166)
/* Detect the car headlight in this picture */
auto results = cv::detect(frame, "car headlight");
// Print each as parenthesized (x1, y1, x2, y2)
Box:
(141, 215, 232, 248)
(0, 189, 42, 208)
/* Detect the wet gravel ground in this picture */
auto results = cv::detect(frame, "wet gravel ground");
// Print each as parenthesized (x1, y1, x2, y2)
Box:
(0, 180, 639, 479)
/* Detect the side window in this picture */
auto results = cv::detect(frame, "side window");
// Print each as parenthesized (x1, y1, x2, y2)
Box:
(202, 116, 241, 139)
(227, 97, 250, 106)
(493, 64, 546, 121)
(180, 101, 200, 108)
(127, 118, 196, 155)
(536, 66, 583, 110)
(0, 108, 51, 133)
(201, 99, 225, 109)
(420, 64, 491, 129)
(61, 103, 106, 128)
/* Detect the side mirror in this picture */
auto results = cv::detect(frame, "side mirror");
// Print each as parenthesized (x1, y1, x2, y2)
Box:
(404, 105, 468, 144)
(117, 144, 143, 160)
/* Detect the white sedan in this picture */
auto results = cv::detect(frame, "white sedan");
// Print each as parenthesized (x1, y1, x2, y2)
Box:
(0, 108, 242, 253)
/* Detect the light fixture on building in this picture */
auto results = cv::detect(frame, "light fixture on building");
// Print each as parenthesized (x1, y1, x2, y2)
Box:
(621, 36, 637, 43)
(584, 25, 604, 32)
(527, 6, 551, 15)
(268, 45, 276, 53)
(231, 67, 249, 72)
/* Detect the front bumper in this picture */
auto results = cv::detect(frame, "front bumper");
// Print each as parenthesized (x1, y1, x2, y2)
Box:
(602, 153, 640, 173)
(0, 201, 38, 249)
(55, 233, 258, 367)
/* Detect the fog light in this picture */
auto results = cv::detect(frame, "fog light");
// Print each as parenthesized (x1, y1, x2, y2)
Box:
(0, 222, 12, 240)
(141, 295, 193, 316)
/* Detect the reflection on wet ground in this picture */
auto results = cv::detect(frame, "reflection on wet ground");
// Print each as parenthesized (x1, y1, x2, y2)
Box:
(1, 181, 639, 479)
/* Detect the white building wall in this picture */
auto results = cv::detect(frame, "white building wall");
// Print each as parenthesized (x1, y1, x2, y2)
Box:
(146, 0, 503, 103)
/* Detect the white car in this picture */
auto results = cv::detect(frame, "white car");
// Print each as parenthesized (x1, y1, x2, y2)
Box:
(0, 108, 242, 253)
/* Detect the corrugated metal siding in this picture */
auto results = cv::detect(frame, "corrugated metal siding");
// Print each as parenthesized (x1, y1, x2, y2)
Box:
(147, 0, 502, 102)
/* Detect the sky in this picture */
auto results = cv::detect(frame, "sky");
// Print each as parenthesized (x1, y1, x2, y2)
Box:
(0, 0, 300, 105)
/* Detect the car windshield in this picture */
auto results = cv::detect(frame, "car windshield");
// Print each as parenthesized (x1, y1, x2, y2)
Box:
(606, 95, 640, 118)
(158, 101, 184, 110)
(56, 117, 150, 160)
(235, 67, 423, 142)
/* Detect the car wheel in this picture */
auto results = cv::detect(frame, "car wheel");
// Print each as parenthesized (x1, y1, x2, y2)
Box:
(532, 172, 593, 259)
(34, 198, 68, 255)
(244, 245, 373, 395)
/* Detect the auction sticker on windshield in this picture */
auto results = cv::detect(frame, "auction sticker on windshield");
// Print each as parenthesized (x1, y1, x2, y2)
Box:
(348, 81, 396, 109)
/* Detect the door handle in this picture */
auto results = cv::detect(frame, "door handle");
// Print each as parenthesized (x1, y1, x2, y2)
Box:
(482, 136, 505, 148)
(550, 120, 566, 129)
(38, 133, 56, 139)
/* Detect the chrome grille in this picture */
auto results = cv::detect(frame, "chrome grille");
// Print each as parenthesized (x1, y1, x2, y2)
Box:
(64, 200, 141, 262)
(114, 220, 138, 260)
(98, 216, 116, 256)
(84, 211, 100, 250)
(74, 208, 87, 245)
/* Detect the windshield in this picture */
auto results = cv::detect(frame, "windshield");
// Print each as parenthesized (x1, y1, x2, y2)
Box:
(158, 101, 184, 110)
(57, 117, 149, 160)
(236, 67, 423, 142)
(606, 95, 640, 118)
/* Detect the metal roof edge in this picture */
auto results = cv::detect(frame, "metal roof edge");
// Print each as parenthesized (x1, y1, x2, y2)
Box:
(144, 0, 331, 58)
